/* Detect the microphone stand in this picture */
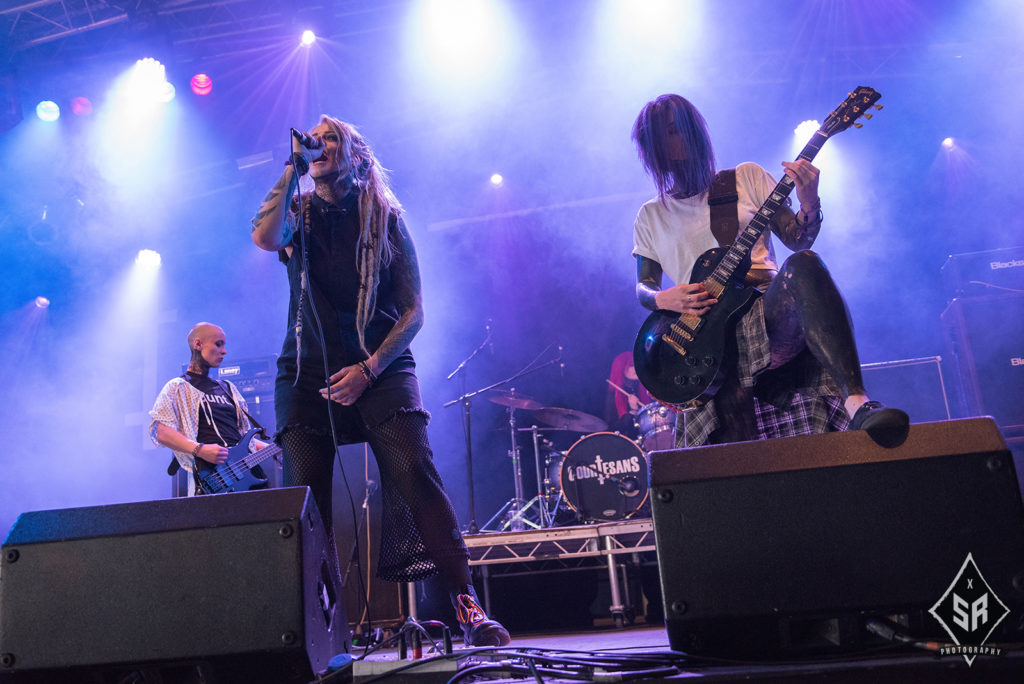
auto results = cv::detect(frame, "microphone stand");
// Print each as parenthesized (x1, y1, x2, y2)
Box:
(443, 345, 563, 533)
(444, 328, 492, 534)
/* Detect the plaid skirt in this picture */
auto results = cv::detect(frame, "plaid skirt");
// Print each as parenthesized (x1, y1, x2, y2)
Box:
(677, 296, 850, 448)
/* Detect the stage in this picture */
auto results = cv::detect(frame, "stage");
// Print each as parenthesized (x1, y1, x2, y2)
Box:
(342, 624, 1023, 683)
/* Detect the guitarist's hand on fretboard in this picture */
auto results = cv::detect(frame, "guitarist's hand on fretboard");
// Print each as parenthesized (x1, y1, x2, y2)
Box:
(780, 158, 821, 213)
(655, 283, 718, 316)
(195, 444, 229, 465)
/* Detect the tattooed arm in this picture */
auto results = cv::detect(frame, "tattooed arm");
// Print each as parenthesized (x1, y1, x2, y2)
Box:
(251, 166, 298, 252)
(366, 217, 424, 377)
(637, 256, 717, 316)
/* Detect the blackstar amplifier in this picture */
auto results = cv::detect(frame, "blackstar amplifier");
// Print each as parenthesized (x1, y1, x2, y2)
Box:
(941, 294, 1024, 433)
(940, 245, 1024, 301)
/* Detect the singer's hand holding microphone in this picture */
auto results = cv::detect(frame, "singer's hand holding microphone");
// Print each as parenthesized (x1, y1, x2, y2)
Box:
(289, 128, 324, 176)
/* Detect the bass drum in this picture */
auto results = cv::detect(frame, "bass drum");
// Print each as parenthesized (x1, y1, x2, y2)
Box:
(559, 432, 649, 522)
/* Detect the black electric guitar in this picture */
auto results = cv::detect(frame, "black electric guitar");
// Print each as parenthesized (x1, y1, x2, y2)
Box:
(194, 428, 282, 495)
(634, 86, 882, 406)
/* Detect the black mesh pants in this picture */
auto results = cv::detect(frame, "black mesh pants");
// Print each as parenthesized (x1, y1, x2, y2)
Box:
(279, 411, 471, 588)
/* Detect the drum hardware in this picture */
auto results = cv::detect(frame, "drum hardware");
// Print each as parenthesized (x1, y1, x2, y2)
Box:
(533, 406, 608, 433)
(487, 389, 543, 411)
(443, 343, 564, 533)
(481, 398, 545, 532)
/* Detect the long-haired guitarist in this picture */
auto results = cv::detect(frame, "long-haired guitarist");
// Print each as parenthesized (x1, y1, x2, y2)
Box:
(631, 94, 908, 448)
(149, 322, 270, 496)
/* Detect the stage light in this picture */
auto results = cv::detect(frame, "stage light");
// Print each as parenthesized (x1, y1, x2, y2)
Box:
(490, 173, 504, 186)
(35, 100, 60, 122)
(70, 97, 92, 116)
(794, 120, 820, 139)
(135, 249, 162, 270)
(160, 81, 176, 103)
(411, 0, 512, 79)
(34, 296, 50, 309)
(190, 73, 213, 96)
(301, 30, 316, 46)
(127, 58, 174, 106)
(942, 137, 955, 150)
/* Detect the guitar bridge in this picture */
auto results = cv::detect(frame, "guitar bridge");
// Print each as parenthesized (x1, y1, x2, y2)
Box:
(663, 334, 687, 357)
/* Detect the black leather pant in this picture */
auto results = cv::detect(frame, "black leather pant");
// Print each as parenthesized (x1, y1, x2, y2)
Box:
(762, 250, 865, 398)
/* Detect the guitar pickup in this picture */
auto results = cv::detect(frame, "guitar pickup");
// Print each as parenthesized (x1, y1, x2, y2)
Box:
(670, 326, 694, 342)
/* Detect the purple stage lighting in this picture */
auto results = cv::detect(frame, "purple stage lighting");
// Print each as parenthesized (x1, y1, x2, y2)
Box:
(34, 296, 50, 309)
(190, 74, 212, 96)
(35, 101, 60, 122)
(301, 30, 316, 46)
(70, 97, 92, 116)
(942, 137, 955, 150)
(490, 173, 504, 186)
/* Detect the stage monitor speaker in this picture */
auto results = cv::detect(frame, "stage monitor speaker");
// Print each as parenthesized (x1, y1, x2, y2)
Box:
(0, 487, 349, 683)
(650, 418, 1024, 658)
(941, 294, 1024, 433)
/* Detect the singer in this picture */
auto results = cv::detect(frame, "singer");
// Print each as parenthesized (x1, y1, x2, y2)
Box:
(251, 116, 510, 647)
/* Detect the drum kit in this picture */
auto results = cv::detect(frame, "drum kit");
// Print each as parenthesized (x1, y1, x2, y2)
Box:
(481, 389, 677, 532)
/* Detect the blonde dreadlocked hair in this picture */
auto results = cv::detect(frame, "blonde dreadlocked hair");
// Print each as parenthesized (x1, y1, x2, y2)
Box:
(315, 115, 403, 355)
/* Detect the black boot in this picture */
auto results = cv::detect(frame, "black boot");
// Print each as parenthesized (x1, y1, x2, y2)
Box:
(849, 400, 909, 448)
(450, 586, 511, 647)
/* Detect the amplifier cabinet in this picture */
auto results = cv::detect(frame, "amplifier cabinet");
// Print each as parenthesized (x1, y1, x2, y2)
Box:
(941, 294, 1024, 432)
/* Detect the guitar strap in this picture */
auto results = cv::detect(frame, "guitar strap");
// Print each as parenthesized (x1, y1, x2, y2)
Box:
(708, 168, 740, 247)
(706, 169, 760, 443)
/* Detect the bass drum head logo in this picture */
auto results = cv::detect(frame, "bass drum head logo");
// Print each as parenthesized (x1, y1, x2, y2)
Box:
(928, 552, 1009, 666)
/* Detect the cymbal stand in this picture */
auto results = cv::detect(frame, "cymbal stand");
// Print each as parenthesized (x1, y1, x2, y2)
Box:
(482, 401, 542, 532)
(442, 324, 493, 534)
(448, 344, 561, 533)
(514, 425, 557, 528)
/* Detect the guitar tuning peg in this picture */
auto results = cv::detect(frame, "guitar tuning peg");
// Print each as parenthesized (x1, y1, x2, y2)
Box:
(853, 122, 863, 128)
(862, 113, 873, 120)
(873, 104, 884, 111)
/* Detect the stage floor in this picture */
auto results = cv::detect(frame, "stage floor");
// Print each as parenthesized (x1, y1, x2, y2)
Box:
(346, 624, 1022, 683)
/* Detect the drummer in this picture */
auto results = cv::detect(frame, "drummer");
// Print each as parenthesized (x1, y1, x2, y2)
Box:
(604, 351, 652, 439)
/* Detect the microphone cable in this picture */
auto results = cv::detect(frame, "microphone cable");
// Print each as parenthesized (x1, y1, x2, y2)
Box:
(290, 132, 374, 650)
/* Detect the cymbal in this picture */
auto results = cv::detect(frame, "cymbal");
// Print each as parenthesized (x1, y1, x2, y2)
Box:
(532, 407, 608, 433)
(487, 389, 543, 410)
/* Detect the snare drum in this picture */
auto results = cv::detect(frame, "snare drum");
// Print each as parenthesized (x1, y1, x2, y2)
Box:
(635, 402, 677, 452)
(558, 432, 649, 522)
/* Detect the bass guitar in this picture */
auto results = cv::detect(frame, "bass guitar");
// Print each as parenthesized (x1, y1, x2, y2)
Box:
(633, 86, 882, 406)
(194, 428, 281, 495)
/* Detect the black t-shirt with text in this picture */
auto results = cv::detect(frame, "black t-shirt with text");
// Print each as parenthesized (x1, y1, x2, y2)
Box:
(184, 371, 242, 447)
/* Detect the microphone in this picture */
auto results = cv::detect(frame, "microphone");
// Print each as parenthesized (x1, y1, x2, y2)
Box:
(290, 128, 324, 151)
(485, 319, 494, 355)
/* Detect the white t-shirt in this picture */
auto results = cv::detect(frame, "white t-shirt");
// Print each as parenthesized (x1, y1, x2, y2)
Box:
(632, 161, 782, 286)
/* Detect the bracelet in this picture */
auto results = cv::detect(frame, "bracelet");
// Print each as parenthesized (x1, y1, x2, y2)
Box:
(191, 443, 203, 459)
(799, 206, 823, 224)
(358, 360, 377, 385)
(286, 155, 309, 177)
